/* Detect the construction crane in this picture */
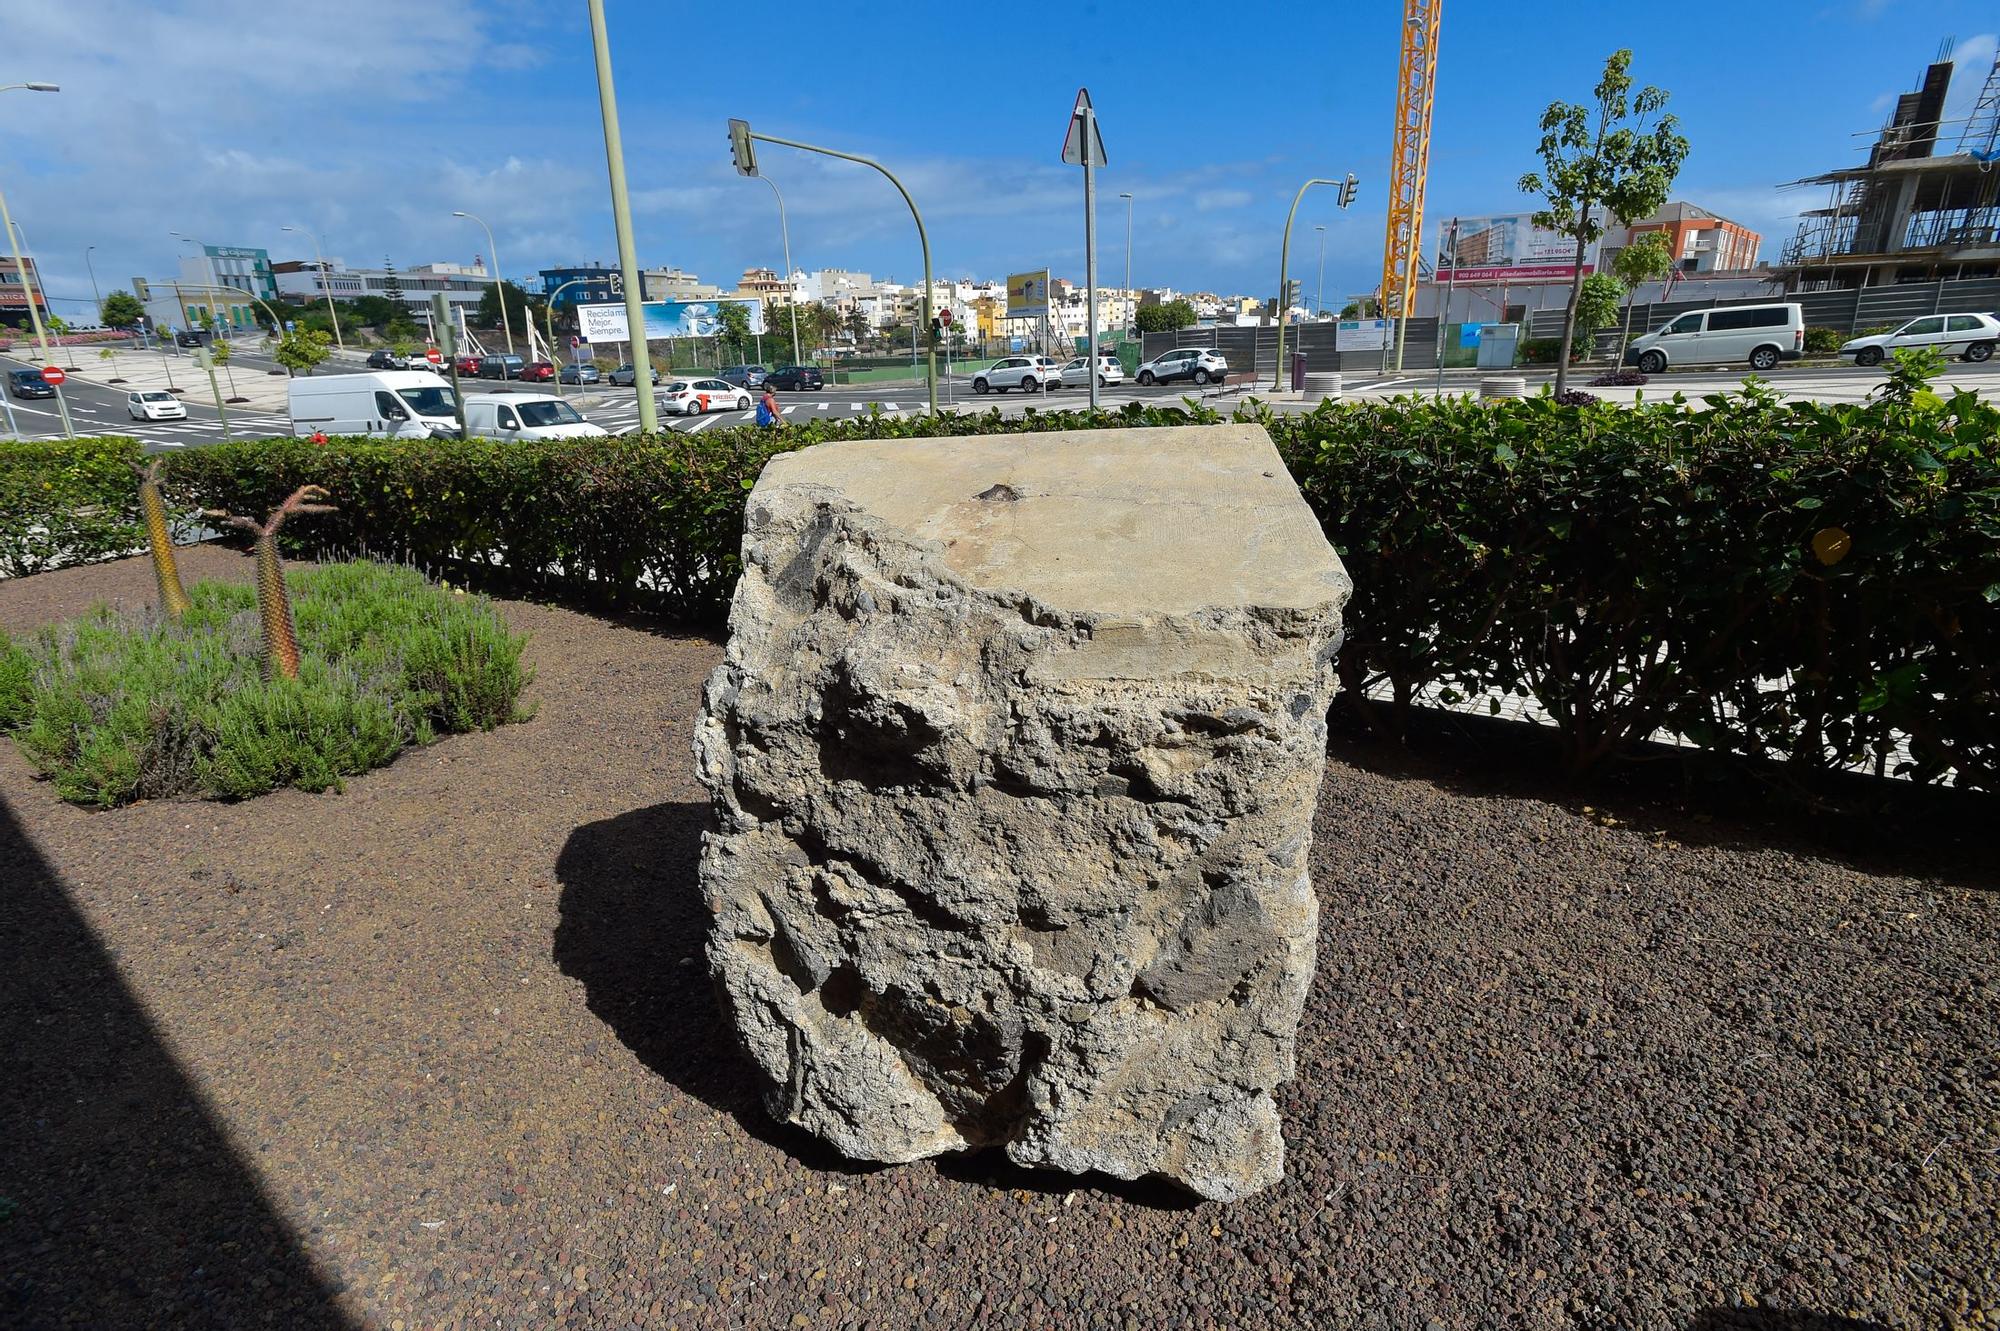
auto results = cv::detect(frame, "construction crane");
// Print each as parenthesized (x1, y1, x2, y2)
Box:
(1380, 0, 1441, 371)
(1957, 46, 2000, 159)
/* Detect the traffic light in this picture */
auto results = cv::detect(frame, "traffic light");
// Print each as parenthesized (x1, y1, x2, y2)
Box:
(1338, 173, 1358, 209)
(728, 119, 758, 177)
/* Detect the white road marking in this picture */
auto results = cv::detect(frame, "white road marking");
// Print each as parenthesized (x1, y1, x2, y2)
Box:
(685, 414, 715, 432)
(782, 405, 797, 415)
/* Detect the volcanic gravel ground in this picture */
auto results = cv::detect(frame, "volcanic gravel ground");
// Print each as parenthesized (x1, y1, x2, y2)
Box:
(0, 547, 1994, 1330)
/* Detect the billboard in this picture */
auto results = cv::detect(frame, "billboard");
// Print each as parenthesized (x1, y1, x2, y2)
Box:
(1335, 319, 1389, 351)
(1434, 211, 1602, 283)
(577, 298, 767, 343)
(1006, 270, 1051, 319)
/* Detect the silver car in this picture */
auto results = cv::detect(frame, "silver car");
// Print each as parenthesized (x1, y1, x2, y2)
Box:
(1839, 312, 2000, 366)
(1061, 354, 1124, 387)
(1134, 347, 1228, 387)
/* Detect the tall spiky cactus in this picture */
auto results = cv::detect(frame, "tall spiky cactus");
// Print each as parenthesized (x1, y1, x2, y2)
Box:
(205, 485, 337, 680)
(133, 460, 193, 620)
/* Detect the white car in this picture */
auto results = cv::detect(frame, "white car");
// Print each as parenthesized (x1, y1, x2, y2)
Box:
(971, 356, 1064, 394)
(661, 378, 751, 415)
(1839, 312, 2000, 366)
(1134, 347, 1230, 386)
(127, 390, 187, 421)
(1061, 354, 1124, 387)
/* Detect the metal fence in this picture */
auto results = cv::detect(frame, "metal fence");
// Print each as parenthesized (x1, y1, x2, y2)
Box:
(1528, 276, 2000, 341)
(1140, 320, 1442, 378)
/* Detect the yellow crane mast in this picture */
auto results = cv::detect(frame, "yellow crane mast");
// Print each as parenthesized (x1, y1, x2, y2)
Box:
(1380, 0, 1441, 369)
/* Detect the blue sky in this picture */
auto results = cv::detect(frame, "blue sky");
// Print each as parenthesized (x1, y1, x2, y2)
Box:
(4, 0, 1995, 317)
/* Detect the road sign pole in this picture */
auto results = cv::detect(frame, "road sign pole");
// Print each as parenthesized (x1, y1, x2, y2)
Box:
(195, 347, 232, 442)
(1084, 107, 1100, 412)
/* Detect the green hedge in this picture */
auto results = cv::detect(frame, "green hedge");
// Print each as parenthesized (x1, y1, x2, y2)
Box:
(6, 367, 1997, 788)
(0, 436, 146, 578)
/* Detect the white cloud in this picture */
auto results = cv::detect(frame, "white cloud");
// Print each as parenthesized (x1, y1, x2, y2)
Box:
(1195, 189, 1252, 212)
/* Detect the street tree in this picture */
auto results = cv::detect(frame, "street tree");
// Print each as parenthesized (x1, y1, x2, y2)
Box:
(381, 260, 405, 307)
(1574, 273, 1625, 351)
(1134, 299, 1196, 333)
(1611, 231, 1674, 352)
(100, 290, 145, 328)
(273, 327, 332, 377)
(475, 280, 538, 335)
(714, 301, 752, 360)
(1517, 49, 1689, 393)
(844, 307, 870, 348)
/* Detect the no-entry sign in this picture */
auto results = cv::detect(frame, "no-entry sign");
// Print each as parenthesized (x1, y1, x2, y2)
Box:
(425, 347, 442, 364)
(40, 365, 66, 386)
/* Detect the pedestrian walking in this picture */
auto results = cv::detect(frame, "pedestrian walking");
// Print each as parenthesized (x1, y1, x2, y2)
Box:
(756, 386, 780, 427)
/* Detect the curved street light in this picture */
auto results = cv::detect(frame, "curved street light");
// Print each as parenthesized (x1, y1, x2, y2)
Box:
(1273, 178, 1342, 391)
(0, 81, 71, 436)
(451, 210, 514, 354)
(281, 224, 345, 350)
(755, 174, 803, 367)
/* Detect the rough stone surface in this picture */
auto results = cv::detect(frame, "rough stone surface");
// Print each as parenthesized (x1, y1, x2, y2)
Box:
(693, 424, 1350, 1201)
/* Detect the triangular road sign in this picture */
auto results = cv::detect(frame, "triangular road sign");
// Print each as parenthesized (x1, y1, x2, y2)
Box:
(1061, 87, 1107, 167)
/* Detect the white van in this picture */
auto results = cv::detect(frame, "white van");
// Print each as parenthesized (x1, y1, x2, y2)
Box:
(463, 393, 607, 441)
(289, 370, 460, 438)
(1623, 303, 1805, 374)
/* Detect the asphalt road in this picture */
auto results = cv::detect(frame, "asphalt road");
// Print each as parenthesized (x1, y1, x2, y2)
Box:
(7, 347, 1997, 449)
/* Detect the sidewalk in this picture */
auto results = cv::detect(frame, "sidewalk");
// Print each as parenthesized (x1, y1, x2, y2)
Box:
(37, 345, 296, 413)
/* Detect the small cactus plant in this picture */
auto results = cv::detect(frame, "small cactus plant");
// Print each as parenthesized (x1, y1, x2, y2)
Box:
(205, 485, 337, 679)
(133, 460, 192, 619)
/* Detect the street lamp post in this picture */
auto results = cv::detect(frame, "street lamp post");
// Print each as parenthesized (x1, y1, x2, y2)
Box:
(0, 82, 73, 437)
(452, 210, 514, 355)
(583, 0, 658, 432)
(1272, 178, 1342, 391)
(543, 277, 590, 398)
(84, 244, 102, 322)
(729, 118, 936, 414)
(757, 174, 804, 366)
(1119, 191, 1133, 332)
(1314, 225, 1327, 321)
(281, 224, 345, 350)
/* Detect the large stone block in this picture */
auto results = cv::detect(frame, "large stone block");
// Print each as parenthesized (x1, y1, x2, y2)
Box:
(693, 424, 1349, 1201)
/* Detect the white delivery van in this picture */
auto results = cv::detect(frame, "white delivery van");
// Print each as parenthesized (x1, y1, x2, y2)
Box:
(1623, 302, 1805, 374)
(289, 370, 461, 438)
(462, 393, 608, 441)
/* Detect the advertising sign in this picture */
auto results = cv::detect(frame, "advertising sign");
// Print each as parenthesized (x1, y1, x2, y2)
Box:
(1435, 211, 1602, 283)
(1006, 270, 1051, 320)
(1335, 319, 1389, 351)
(577, 298, 767, 343)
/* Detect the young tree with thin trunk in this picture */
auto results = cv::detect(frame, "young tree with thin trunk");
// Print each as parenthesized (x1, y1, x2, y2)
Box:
(1611, 231, 1674, 356)
(1518, 50, 1689, 394)
(133, 461, 192, 619)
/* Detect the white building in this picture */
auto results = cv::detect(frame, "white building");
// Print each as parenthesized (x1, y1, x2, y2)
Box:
(271, 257, 493, 312)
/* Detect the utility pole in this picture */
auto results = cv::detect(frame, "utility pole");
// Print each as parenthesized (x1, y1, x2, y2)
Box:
(586, 0, 659, 431)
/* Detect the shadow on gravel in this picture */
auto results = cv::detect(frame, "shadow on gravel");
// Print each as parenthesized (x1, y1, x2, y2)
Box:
(553, 802, 1205, 1209)
(0, 797, 352, 1329)
(553, 800, 869, 1175)
(1692, 1311, 1894, 1331)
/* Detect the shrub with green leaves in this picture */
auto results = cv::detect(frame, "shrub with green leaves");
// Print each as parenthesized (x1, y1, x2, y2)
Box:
(0, 436, 147, 577)
(3, 562, 531, 807)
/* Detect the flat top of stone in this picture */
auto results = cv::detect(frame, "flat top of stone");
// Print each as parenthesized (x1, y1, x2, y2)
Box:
(756, 424, 1346, 619)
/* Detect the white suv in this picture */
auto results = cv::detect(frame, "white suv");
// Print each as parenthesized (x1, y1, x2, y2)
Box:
(972, 356, 1064, 394)
(1840, 312, 2000, 366)
(1134, 347, 1229, 386)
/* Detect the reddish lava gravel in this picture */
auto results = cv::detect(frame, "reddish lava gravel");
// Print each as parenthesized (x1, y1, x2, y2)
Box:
(1, 547, 1996, 1331)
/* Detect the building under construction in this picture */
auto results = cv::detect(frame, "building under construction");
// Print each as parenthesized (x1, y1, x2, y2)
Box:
(1778, 45, 2000, 289)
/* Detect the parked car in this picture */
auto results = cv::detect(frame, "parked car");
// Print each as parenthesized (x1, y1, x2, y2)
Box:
(765, 364, 824, 391)
(463, 393, 608, 441)
(476, 354, 526, 380)
(559, 362, 601, 385)
(971, 355, 1065, 394)
(609, 363, 659, 387)
(718, 364, 768, 388)
(659, 378, 752, 415)
(518, 360, 557, 383)
(1134, 347, 1229, 386)
(175, 329, 211, 348)
(453, 354, 483, 376)
(127, 389, 187, 421)
(1839, 312, 2000, 366)
(1061, 353, 1124, 387)
(6, 368, 54, 399)
(1623, 302, 1805, 374)
(365, 349, 399, 370)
